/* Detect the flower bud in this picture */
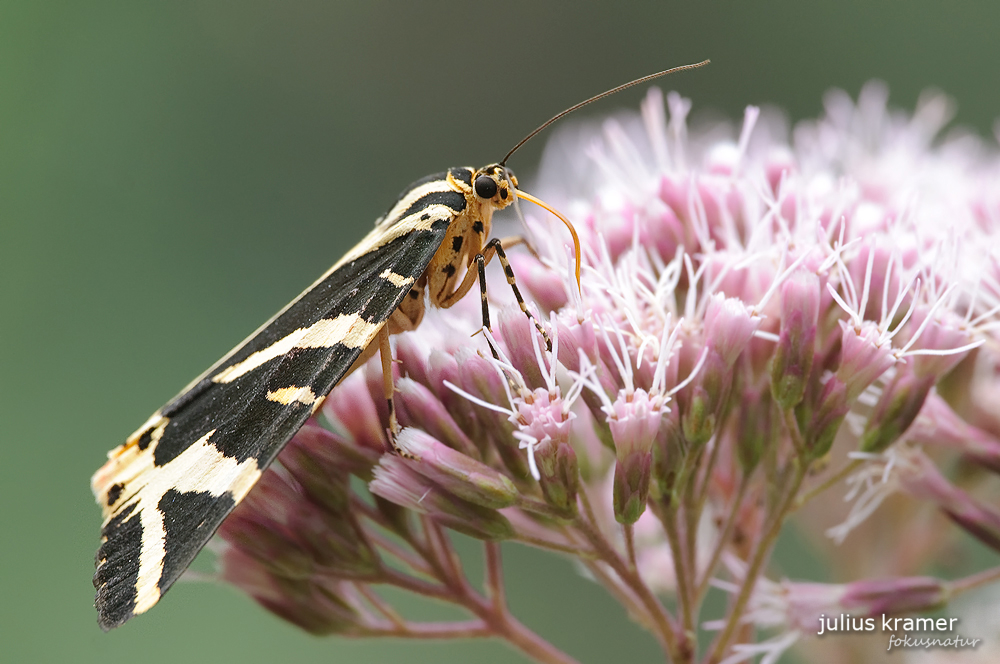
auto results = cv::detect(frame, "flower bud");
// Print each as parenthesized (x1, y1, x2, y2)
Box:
(836, 320, 896, 400)
(858, 368, 935, 453)
(430, 348, 481, 443)
(281, 423, 376, 500)
(737, 386, 776, 472)
(226, 460, 378, 577)
(898, 449, 1000, 553)
(370, 457, 514, 540)
(651, 410, 684, 503)
(395, 377, 478, 459)
(704, 293, 760, 367)
(840, 576, 948, 616)
(910, 393, 1000, 473)
(514, 388, 579, 514)
(680, 348, 728, 447)
(533, 438, 580, 518)
(798, 375, 849, 459)
(219, 547, 362, 635)
(394, 333, 432, 389)
(507, 251, 568, 314)
(498, 306, 548, 390)
(321, 371, 387, 453)
(903, 309, 973, 379)
(607, 389, 663, 523)
(771, 271, 820, 409)
(218, 512, 315, 579)
(847, 244, 901, 322)
(395, 428, 518, 509)
(457, 348, 529, 478)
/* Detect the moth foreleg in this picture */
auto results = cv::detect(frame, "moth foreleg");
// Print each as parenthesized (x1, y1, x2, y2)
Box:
(481, 238, 552, 352)
(377, 325, 405, 454)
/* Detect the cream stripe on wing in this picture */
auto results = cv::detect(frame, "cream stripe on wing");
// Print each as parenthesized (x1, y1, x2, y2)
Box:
(379, 269, 415, 287)
(109, 430, 262, 615)
(266, 385, 319, 406)
(211, 313, 382, 384)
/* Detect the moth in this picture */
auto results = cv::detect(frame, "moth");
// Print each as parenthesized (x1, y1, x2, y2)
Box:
(91, 61, 708, 630)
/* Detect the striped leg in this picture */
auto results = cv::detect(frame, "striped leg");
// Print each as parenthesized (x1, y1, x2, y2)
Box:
(480, 238, 551, 351)
(377, 325, 408, 455)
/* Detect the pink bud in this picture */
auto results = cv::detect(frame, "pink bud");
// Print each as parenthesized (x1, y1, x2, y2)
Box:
(771, 271, 820, 409)
(841, 576, 948, 616)
(506, 251, 568, 314)
(910, 393, 1000, 473)
(321, 371, 387, 453)
(218, 547, 362, 635)
(395, 377, 478, 459)
(847, 244, 902, 321)
(859, 367, 935, 453)
(607, 389, 663, 524)
(897, 450, 1000, 553)
(394, 428, 518, 509)
(704, 293, 760, 366)
(370, 456, 514, 540)
(903, 308, 974, 378)
(497, 306, 549, 390)
(836, 320, 896, 400)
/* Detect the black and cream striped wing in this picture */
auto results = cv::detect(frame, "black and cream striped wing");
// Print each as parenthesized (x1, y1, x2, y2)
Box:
(92, 171, 469, 630)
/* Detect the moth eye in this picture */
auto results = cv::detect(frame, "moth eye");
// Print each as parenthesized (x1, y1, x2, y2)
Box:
(474, 174, 498, 199)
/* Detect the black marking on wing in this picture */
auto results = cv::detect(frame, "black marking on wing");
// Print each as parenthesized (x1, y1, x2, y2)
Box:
(94, 503, 141, 629)
(449, 167, 473, 187)
(159, 489, 236, 597)
(95, 194, 461, 629)
(397, 190, 466, 226)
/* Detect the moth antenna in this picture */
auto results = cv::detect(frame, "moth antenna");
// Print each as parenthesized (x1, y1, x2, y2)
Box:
(500, 60, 710, 166)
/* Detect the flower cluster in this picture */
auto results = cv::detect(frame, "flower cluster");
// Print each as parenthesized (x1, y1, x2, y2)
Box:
(214, 83, 1000, 663)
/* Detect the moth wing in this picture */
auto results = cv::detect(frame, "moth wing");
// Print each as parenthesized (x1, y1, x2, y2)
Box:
(92, 191, 462, 630)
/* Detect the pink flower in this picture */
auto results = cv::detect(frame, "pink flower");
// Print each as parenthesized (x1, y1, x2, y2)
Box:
(211, 82, 1000, 663)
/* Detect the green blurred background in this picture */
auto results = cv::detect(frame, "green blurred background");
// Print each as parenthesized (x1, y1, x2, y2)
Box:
(3, 2, 999, 662)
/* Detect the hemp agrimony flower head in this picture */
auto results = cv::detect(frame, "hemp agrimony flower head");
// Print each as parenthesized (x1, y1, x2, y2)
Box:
(214, 83, 1000, 663)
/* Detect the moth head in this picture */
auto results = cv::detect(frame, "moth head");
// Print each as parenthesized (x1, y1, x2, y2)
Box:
(473, 164, 518, 210)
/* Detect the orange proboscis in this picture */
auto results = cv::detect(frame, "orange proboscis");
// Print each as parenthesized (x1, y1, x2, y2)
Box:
(513, 189, 582, 293)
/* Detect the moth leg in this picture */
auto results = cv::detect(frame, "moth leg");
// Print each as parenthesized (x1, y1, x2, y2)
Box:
(474, 253, 502, 361)
(377, 325, 405, 455)
(492, 234, 539, 259)
(444, 237, 551, 352)
(484, 238, 552, 351)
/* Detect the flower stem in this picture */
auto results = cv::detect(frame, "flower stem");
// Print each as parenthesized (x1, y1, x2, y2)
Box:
(577, 489, 685, 661)
(484, 541, 506, 612)
(694, 476, 749, 604)
(656, 503, 694, 639)
(792, 458, 862, 510)
(948, 565, 1000, 596)
(356, 619, 493, 639)
(704, 461, 807, 664)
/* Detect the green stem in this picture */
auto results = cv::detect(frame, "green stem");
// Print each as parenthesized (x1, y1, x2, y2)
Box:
(704, 462, 807, 664)
(948, 565, 1000, 597)
(577, 489, 685, 662)
(792, 458, 862, 510)
(657, 503, 694, 638)
(694, 476, 749, 604)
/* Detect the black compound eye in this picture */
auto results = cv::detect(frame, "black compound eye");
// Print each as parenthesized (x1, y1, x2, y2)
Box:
(474, 174, 498, 199)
